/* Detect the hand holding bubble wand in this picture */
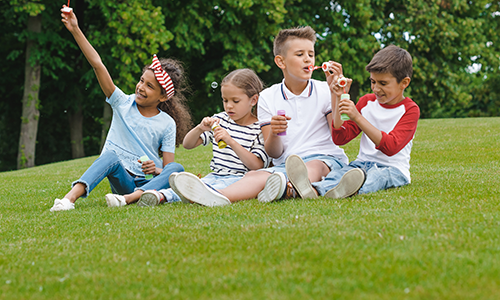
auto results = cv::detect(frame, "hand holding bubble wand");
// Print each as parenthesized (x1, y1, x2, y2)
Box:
(211, 120, 227, 149)
(62, 0, 73, 13)
(310, 62, 350, 121)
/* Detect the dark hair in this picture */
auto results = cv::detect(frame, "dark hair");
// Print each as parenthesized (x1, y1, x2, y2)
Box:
(144, 58, 193, 147)
(273, 26, 316, 57)
(365, 45, 413, 83)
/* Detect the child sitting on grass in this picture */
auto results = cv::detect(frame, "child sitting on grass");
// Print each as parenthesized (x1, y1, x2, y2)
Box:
(171, 26, 349, 206)
(137, 69, 269, 207)
(288, 45, 420, 199)
(50, 6, 191, 211)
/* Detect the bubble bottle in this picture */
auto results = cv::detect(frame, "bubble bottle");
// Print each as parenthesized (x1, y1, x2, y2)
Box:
(139, 155, 154, 180)
(277, 110, 286, 136)
(337, 77, 350, 121)
(211, 122, 227, 149)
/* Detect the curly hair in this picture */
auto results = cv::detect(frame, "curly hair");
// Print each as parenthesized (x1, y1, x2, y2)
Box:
(144, 58, 193, 147)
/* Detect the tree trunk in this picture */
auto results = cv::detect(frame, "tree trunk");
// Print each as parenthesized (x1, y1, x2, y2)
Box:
(17, 15, 42, 169)
(100, 102, 112, 151)
(68, 95, 85, 158)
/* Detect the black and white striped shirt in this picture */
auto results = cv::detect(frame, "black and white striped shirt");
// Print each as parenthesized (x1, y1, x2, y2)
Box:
(200, 112, 269, 175)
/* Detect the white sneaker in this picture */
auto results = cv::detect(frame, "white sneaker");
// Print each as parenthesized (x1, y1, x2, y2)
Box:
(174, 172, 231, 207)
(324, 168, 366, 199)
(105, 194, 127, 207)
(169, 172, 191, 204)
(50, 198, 75, 212)
(258, 172, 287, 203)
(286, 154, 318, 199)
(137, 190, 163, 207)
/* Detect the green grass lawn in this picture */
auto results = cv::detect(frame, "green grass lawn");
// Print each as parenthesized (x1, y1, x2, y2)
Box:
(1, 117, 499, 299)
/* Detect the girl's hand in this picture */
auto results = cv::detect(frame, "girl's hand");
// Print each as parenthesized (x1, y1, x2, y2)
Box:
(61, 5, 79, 33)
(138, 158, 156, 175)
(339, 96, 359, 120)
(199, 117, 216, 132)
(213, 125, 232, 146)
(270, 114, 291, 136)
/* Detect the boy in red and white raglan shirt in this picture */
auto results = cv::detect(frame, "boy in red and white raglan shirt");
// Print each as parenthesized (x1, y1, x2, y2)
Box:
(287, 45, 420, 198)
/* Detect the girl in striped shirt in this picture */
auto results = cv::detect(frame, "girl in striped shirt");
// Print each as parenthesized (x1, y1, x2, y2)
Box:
(137, 69, 269, 206)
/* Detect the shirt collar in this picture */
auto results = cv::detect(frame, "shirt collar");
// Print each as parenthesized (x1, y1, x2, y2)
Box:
(280, 79, 314, 100)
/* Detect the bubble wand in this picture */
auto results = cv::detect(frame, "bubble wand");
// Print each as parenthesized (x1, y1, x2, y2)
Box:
(62, 0, 73, 13)
(310, 63, 350, 121)
(339, 80, 350, 121)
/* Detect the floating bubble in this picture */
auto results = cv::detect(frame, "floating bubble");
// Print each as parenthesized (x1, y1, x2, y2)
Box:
(211, 81, 218, 89)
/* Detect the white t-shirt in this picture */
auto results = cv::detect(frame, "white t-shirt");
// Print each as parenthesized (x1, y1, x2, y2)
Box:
(200, 112, 269, 175)
(258, 79, 348, 166)
(101, 86, 176, 176)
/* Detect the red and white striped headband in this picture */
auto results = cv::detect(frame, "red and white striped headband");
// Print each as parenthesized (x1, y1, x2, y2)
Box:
(150, 54, 175, 99)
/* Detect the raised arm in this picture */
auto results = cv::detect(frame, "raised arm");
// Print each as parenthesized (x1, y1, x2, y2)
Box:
(61, 7, 115, 98)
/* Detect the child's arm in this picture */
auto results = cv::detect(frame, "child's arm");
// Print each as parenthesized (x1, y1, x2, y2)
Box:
(139, 152, 175, 176)
(325, 61, 353, 130)
(261, 114, 291, 158)
(213, 127, 264, 170)
(182, 117, 214, 149)
(61, 7, 115, 98)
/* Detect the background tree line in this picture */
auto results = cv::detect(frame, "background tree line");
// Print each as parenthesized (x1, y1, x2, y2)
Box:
(1, 0, 499, 171)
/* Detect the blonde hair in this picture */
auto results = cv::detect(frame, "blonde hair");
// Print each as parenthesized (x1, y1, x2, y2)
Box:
(273, 26, 316, 57)
(221, 69, 264, 116)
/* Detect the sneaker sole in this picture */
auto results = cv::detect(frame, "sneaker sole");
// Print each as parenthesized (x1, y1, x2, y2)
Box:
(137, 191, 160, 207)
(286, 155, 318, 199)
(258, 173, 286, 203)
(105, 194, 125, 207)
(324, 168, 366, 199)
(169, 173, 191, 204)
(175, 172, 231, 207)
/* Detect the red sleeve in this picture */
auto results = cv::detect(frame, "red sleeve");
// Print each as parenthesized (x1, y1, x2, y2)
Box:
(331, 95, 369, 145)
(376, 99, 420, 156)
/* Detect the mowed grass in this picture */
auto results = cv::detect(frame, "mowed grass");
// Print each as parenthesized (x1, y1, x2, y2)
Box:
(0, 117, 499, 299)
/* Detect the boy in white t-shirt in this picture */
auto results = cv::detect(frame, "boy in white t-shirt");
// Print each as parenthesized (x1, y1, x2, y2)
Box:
(288, 45, 420, 199)
(172, 26, 349, 206)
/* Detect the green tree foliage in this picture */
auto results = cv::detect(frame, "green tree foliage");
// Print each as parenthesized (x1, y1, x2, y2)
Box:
(376, 0, 500, 118)
(0, 0, 499, 171)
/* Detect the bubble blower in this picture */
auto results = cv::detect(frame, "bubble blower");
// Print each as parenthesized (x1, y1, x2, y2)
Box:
(338, 79, 351, 121)
(139, 155, 154, 180)
(277, 110, 286, 136)
(62, 0, 73, 13)
(211, 121, 227, 149)
(309, 63, 350, 120)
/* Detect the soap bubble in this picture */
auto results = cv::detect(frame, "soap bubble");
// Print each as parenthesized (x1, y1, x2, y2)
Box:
(211, 81, 218, 89)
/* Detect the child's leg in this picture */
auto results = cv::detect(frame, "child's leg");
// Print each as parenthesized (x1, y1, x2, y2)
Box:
(312, 166, 354, 196)
(64, 151, 135, 203)
(124, 162, 184, 204)
(357, 162, 409, 194)
(219, 170, 271, 202)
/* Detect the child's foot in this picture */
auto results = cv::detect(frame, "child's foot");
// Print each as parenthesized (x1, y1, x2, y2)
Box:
(324, 168, 366, 199)
(50, 198, 75, 212)
(169, 173, 191, 204)
(174, 172, 231, 207)
(105, 194, 127, 207)
(258, 172, 295, 203)
(137, 190, 164, 207)
(285, 154, 318, 199)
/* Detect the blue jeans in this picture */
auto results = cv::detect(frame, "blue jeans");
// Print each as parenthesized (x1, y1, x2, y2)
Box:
(312, 160, 409, 196)
(159, 172, 243, 203)
(73, 151, 184, 197)
(260, 154, 346, 176)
